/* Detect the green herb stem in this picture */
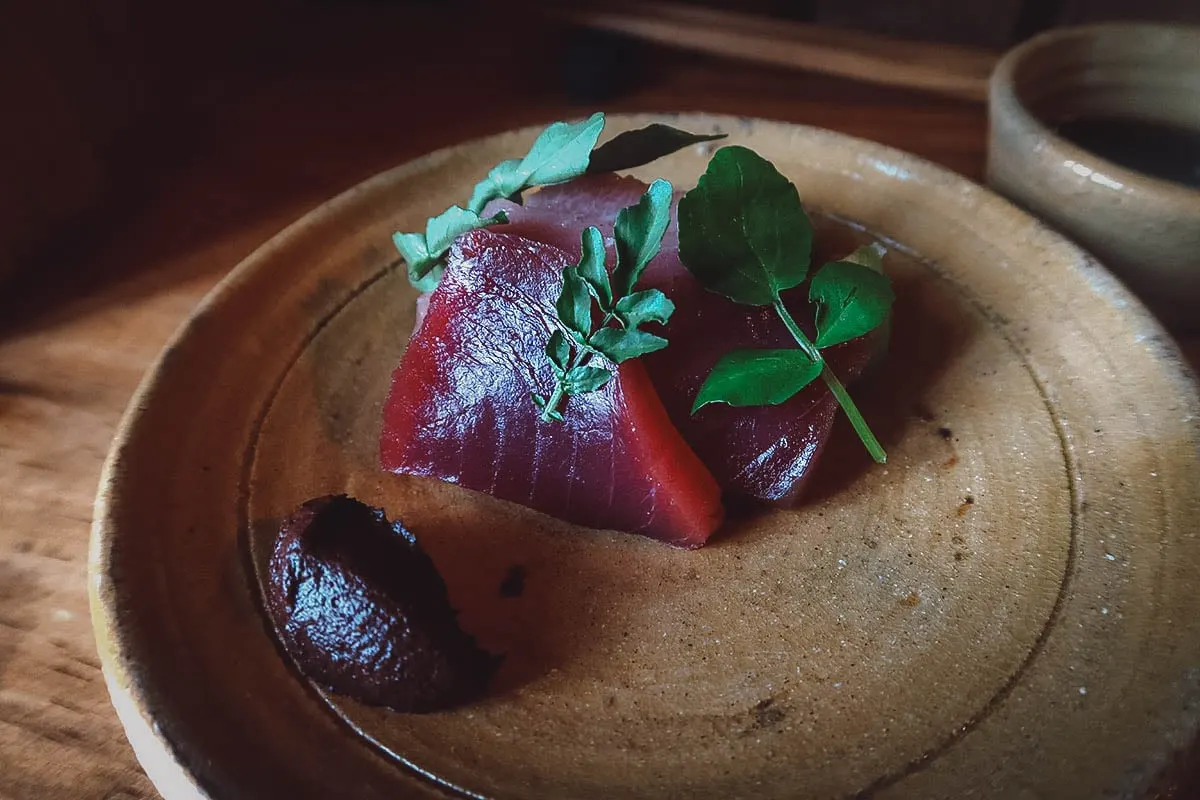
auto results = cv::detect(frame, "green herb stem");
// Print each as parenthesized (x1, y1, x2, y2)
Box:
(772, 296, 823, 364)
(540, 342, 599, 422)
(537, 181, 675, 422)
(772, 297, 887, 464)
(540, 382, 567, 422)
(819, 363, 886, 464)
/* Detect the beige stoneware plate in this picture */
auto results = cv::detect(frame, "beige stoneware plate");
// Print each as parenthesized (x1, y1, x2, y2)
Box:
(90, 114, 1200, 799)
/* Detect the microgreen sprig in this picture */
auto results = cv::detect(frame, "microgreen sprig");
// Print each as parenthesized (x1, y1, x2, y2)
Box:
(534, 180, 676, 422)
(677, 146, 895, 463)
(393, 114, 725, 291)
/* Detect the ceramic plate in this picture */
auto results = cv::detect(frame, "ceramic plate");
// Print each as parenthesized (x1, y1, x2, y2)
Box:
(90, 114, 1200, 799)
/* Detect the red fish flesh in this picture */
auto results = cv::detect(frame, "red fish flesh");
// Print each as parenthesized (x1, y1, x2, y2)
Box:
(380, 230, 725, 548)
(486, 175, 878, 505)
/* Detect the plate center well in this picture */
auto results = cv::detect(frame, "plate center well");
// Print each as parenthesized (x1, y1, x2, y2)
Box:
(245, 221, 1072, 800)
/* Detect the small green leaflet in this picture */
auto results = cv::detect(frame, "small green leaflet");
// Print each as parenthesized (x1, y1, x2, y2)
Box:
(588, 327, 668, 362)
(394, 114, 725, 292)
(563, 366, 613, 394)
(546, 330, 571, 375)
(587, 124, 727, 175)
(466, 159, 523, 215)
(614, 289, 674, 328)
(535, 181, 676, 422)
(676, 145, 893, 463)
(556, 266, 593, 338)
(692, 349, 823, 413)
(613, 179, 673, 298)
(575, 226, 612, 310)
(467, 114, 606, 214)
(809, 259, 895, 349)
(394, 207, 507, 292)
(677, 145, 813, 306)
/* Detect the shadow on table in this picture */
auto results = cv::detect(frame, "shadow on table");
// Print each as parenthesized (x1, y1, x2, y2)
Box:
(0, 5, 566, 341)
(0, 3, 988, 343)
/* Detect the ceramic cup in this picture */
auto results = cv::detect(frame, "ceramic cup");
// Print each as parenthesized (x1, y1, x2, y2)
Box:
(987, 23, 1200, 331)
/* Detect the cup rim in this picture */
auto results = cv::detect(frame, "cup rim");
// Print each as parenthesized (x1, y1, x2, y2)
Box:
(990, 21, 1200, 202)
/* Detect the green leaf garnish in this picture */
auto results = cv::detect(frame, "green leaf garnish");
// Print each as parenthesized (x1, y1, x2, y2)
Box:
(809, 259, 896, 349)
(692, 349, 823, 413)
(678, 146, 893, 463)
(520, 114, 607, 185)
(556, 266, 593, 339)
(575, 226, 612, 310)
(563, 365, 614, 394)
(467, 159, 523, 214)
(394, 207, 508, 291)
(614, 289, 675, 329)
(531, 392, 564, 422)
(536, 182, 676, 422)
(677, 145, 813, 306)
(587, 123, 727, 175)
(613, 179, 673, 298)
(546, 330, 571, 374)
(588, 327, 669, 362)
(398, 114, 603, 291)
(395, 114, 726, 292)
(468, 114, 606, 213)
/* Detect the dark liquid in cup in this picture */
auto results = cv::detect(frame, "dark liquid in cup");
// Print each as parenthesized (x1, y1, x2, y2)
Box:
(1054, 117, 1200, 189)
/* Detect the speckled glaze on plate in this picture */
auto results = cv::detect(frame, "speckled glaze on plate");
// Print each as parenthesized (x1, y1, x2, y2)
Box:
(90, 114, 1200, 799)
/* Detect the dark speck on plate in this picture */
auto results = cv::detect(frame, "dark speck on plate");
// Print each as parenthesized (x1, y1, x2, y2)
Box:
(499, 564, 527, 599)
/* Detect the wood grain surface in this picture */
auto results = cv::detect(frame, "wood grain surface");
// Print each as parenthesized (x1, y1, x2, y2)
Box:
(1, 6, 1196, 799)
(564, 2, 999, 100)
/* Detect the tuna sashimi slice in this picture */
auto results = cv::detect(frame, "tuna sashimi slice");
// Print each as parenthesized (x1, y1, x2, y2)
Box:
(488, 175, 880, 505)
(380, 229, 724, 548)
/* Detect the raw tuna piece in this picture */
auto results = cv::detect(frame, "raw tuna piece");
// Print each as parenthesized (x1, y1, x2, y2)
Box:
(642, 275, 877, 505)
(381, 230, 724, 549)
(485, 174, 654, 257)
(488, 175, 879, 505)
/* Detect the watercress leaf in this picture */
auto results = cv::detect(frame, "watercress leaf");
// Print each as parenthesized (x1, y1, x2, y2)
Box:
(532, 392, 549, 411)
(612, 179, 673, 297)
(563, 365, 614, 394)
(587, 124, 727, 174)
(393, 231, 432, 281)
(588, 327, 668, 362)
(556, 266, 593, 338)
(809, 260, 895, 349)
(426, 207, 506, 253)
(576, 226, 612, 310)
(546, 330, 571, 375)
(677, 145, 814, 306)
(396, 207, 509, 290)
(614, 289, 675, 329)
(691, 348, 822, 413)
(467, 159, 523, 213)
(392, 231, 429, 265)
(424, 206, 475, 253)
(410, 267, 443, 294)
(517, 112, 606, 187)
(469, 114, 605, 211)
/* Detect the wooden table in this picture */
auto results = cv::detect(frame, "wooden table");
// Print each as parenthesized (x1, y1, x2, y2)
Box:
(0, 9, 1194, 798)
